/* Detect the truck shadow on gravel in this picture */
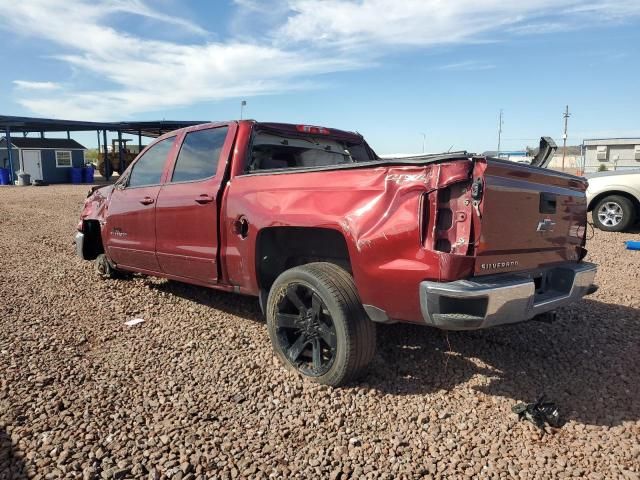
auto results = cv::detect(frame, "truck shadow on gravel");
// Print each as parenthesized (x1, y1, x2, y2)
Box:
(149, 279, 264, 322)
(148, 280, 638, 427)
(368, 298, 639, 427)
(0, 428, 27, 480)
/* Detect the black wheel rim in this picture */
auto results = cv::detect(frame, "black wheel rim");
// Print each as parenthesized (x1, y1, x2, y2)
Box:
(274, 283, 337, 377)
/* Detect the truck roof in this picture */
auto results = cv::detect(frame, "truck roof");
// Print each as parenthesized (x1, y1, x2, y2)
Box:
(163, 120, 364, 143)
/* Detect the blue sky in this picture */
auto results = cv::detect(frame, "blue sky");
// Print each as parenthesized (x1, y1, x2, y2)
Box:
(1, 0, 639, 154)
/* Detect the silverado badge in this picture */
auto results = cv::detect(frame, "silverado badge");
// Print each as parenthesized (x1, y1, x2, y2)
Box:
(480, 260, 519, 270)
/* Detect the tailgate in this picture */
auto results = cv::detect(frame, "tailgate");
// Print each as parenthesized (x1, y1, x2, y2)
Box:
(473, 158, 587, 275)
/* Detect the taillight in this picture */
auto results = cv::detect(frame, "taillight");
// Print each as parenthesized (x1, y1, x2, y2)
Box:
(435, 187, 453, 253)
(296, 125, 330, 135)
(419, 193, 429, 245)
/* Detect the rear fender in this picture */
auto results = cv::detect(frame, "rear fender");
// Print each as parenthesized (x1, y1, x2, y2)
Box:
(223, 159, 475, 323)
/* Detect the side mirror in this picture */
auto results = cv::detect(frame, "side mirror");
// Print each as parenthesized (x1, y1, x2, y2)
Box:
(114, 175, 128, 190)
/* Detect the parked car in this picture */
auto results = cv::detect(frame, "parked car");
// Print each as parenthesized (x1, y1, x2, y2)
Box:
(586, 169, 640, 231)
(75, 121, 597, 386)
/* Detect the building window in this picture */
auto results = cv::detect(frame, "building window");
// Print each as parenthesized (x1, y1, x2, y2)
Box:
(55, 150, 72, 167)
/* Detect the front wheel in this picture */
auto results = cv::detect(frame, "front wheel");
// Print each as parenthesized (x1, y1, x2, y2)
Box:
(94, 253, 129, 279)
(592, 195, 635, 232)
(266, 262, 376, 386)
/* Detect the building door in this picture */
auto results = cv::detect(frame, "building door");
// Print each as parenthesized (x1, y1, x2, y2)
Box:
(22, 150, 43, 181)
(155, 125, 233, 284)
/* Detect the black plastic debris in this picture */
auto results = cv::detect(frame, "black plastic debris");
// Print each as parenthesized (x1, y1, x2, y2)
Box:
(512, 395, 564, 432)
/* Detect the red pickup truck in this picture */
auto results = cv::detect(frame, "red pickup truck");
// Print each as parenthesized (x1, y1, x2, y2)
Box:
(76, 121, 597, 386)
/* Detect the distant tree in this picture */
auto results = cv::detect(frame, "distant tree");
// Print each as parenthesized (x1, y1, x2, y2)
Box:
(597, 163, 608, 172)
(84, 148, 99, 166)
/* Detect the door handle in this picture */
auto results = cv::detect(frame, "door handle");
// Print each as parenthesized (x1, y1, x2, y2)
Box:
(139, 196, 154, 205)
(195, 194, 214, 204)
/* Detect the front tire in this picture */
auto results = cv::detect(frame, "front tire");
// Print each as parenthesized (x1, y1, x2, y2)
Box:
(94, 253, 129, 279)
(592, 195, 635, 232)
(266, 262, 376, 386)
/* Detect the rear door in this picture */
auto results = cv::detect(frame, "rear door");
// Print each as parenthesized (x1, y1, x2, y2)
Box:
(474, 158, 588, 275)
(105, 136, 177, 272)
(155, 124, 235, 283)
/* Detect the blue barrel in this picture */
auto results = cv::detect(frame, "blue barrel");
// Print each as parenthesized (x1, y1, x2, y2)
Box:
(0, 168, 9, 185)
(82, 166, 95, 183)
(70, 167, 83, 184)
(626, 241, 640, 251)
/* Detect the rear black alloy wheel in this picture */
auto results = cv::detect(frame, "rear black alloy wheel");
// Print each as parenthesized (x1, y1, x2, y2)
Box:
(274, 283, 337, 377)
(266, 262, 376, 386)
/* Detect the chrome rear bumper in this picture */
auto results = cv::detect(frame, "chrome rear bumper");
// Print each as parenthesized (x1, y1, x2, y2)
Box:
(419, 262, 597, 330)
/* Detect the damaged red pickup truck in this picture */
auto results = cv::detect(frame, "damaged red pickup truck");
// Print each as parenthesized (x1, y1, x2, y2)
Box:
(76, 121, 597, 386)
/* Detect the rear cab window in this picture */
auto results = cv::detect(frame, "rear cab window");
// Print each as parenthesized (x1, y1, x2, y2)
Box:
(246, 127, 376, 173)
(171, 126, 229, 183)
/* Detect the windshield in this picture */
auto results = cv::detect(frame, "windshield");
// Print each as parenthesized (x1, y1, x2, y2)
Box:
(248, 132, 376, 171)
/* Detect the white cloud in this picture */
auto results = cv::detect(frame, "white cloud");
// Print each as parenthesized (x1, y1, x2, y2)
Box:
(279, 0, 640, 48)
(436, 60, 495, 71)
(13, 80, 62, 91)
(1, 0, 355, 119)
(106, 0, 208, 36)
(2, 0, 640, 119)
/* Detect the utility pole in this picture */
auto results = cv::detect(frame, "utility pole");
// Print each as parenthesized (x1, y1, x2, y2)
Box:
(562, 105, 570, 171)
(240, 100, 247, 120)
(421, 133, 426, 154)
(497, 109, 503, 156)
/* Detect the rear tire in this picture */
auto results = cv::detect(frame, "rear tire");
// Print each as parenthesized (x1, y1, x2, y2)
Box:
(592, 195, 635, 232)
(266, 262, 376, 387)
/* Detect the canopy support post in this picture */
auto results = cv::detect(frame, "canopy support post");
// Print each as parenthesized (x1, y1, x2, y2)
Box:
(5, 127, 15, 185)
(117, 130, 124, 174)
(103, 130, 110, 180)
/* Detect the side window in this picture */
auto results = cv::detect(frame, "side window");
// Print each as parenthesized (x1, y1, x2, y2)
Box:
(128, 137, 175, 187)
(171, 127, 228, 183)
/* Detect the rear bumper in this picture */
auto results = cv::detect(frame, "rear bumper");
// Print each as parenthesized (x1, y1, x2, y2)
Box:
(419, 262, 597, 330)
(74, 232, 86, 259)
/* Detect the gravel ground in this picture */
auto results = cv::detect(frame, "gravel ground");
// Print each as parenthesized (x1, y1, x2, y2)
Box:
(1, 184, 639, 480)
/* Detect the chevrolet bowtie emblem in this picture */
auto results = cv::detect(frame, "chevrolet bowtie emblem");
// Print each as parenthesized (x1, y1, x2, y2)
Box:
(536, 218, 556, 232)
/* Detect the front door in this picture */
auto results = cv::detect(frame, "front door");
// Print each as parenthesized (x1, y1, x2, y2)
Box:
(155, 125, 233, 283)
(104, 136, 177, 272)
(22, 150, 43, 181)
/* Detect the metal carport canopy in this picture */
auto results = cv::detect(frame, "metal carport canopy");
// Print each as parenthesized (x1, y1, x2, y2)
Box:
(0, 115, 208, 137)
(0, 115, 208, 181)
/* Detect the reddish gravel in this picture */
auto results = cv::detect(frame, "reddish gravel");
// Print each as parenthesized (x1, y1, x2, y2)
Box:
(0, 184, 639, 480)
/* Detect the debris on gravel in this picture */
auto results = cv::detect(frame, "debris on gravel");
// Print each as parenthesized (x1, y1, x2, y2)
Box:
(0, 184, 639, 479)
